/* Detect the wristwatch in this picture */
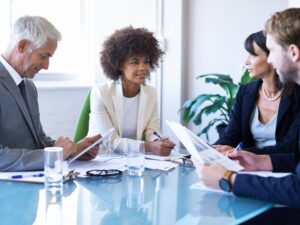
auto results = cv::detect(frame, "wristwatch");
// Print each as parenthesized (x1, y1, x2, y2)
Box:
(219, 170, 236, 192)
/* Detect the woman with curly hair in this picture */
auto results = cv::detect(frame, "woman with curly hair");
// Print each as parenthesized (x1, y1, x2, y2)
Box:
(88, 26, 175, 155)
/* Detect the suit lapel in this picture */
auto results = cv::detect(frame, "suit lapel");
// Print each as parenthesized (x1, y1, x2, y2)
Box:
(0, 63, 39, 144)
(242, 81, 261, 140)
(136, 85, 147, 139)
(112, 81, 124, 137)
(276, 94, 292, 129)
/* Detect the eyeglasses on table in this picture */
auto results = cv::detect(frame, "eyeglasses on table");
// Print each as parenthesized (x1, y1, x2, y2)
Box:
(86, 169, 122, 177)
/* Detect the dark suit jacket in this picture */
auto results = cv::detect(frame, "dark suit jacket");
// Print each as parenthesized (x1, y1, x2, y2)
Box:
(0, 62, 55, 171)
(215, 79, 300, 154)
(234, 160, 300, 208)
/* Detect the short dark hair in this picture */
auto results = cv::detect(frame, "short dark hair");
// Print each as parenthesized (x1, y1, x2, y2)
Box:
(244, 31, 269, 56)
(100, 26, 164, 80)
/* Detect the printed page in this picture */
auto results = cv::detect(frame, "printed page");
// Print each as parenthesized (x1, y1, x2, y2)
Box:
(145, 151, 188, 161)
(166, 120, 244, 172)
(0, 171, 44, 183)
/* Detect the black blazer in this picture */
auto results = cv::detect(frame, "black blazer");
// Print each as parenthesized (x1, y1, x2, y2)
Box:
(234, 160, 300, 208)
(215, 79, 300, 154)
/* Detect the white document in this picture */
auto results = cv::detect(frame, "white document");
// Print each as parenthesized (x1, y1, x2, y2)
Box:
(0, 171, 45, 184)
(238, 171, 291, 178)
(145, 159, 178, 171)
(190, 181, 233, 195)
(190, 171, 291, 194)
(145, 151, 188, 161)
(68, 155, 178, 177)
(166, 120, 244, 172)
(69, 155, 127, 177)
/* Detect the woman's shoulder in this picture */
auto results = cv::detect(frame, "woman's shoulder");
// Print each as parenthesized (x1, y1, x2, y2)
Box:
(91, 80, 116, 97)
(238, 79, 262, 93)
(141, 84, 157, 96)
(93, 80, 115, 91)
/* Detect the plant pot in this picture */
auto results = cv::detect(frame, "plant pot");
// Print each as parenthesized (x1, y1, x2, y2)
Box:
(216, 124, 227, 138)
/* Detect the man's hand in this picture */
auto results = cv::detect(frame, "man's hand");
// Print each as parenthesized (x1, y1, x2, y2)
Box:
(54, 137, 77, 160)
(192, 158, 228, 189)
(75, 134, 101, 160)
(228, 150, 273, 171)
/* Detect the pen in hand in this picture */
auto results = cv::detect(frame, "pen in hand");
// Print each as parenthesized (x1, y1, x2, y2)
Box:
(235, 142, 243, 151)
(153, 131, 166, 141)
(10, 173, 44, 179)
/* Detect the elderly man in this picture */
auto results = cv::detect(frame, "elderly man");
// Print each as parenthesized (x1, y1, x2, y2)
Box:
(0, 16, 99, 171)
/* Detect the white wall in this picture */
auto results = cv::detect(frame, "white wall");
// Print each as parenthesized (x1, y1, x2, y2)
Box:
(37, 0, 289, 142)
(38, 87, 90, 140)
(183, 0, 288, 142)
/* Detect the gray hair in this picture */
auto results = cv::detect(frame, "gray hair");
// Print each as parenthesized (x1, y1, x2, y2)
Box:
(8, 16, 61, 50)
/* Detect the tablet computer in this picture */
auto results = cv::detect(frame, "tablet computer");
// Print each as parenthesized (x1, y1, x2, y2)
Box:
(67, 127, 115, 164)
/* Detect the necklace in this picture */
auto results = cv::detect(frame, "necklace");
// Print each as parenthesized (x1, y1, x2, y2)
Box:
(262, 87, 283, 101)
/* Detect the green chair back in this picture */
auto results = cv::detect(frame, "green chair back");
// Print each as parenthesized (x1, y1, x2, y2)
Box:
(73, 90, 91, 143)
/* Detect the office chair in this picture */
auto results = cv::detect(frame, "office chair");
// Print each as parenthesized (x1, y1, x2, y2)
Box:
(73, 90, 91, 143)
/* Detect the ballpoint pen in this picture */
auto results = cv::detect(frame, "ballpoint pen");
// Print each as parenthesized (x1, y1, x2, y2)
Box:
(10, 173, 44, 179)
(153, 131, 165, 141)
(235, 142, 243, 151)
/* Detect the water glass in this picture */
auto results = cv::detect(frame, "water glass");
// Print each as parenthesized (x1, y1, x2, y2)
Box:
(126, 140, 145, 177)
(44, 147, 63, 225)
(44, 147, 63, 190)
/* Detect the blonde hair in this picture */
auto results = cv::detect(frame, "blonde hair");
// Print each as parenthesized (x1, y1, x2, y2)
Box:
(265, 8, 300, 48)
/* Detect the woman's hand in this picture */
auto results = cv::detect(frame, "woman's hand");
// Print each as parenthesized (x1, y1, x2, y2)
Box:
(212, 144, 235, 154)
(145, 138, 175, 156)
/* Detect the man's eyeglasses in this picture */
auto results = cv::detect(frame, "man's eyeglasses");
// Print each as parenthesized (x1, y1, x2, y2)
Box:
(86, 169, 122, 177)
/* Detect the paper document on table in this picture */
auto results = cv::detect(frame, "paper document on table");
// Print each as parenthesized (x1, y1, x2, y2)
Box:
(166, 120, 244, 172)
(69, 155, 127, 177)
(238, 171, 291, 178)
(145, 151, 188, 161)
(190, 182, 233, 195)
(145, 159, 178, 171)
(190, 171, 291, 194)
(0, 171, 45, 184)
(0, 170, 77, 184)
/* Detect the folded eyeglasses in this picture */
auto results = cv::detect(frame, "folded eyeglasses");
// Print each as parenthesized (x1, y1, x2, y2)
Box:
(86, 169, 122, 177)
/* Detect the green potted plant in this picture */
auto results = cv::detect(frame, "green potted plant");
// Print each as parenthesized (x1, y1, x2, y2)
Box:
(180, 69, 252, 140)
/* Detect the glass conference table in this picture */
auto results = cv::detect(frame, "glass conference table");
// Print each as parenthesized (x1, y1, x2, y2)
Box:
(0, 164, 273, 225)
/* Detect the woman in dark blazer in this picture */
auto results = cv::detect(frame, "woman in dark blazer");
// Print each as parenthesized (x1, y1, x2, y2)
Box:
(214, 31, 300, 154)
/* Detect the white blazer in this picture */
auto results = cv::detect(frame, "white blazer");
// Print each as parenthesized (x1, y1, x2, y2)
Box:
(88, 80, 161, 152)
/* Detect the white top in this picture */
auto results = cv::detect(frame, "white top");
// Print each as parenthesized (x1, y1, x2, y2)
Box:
(88, 81, 161, 152)
(122, 94, 139, 139)
(250, 105, 277, 148)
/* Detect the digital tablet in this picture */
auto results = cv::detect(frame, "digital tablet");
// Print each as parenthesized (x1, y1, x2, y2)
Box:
(67, 127, 115, 164)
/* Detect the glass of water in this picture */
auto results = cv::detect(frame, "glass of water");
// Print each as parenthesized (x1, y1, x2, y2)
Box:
(44, 147, 63, 190)
(126, 140, 145, 177)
